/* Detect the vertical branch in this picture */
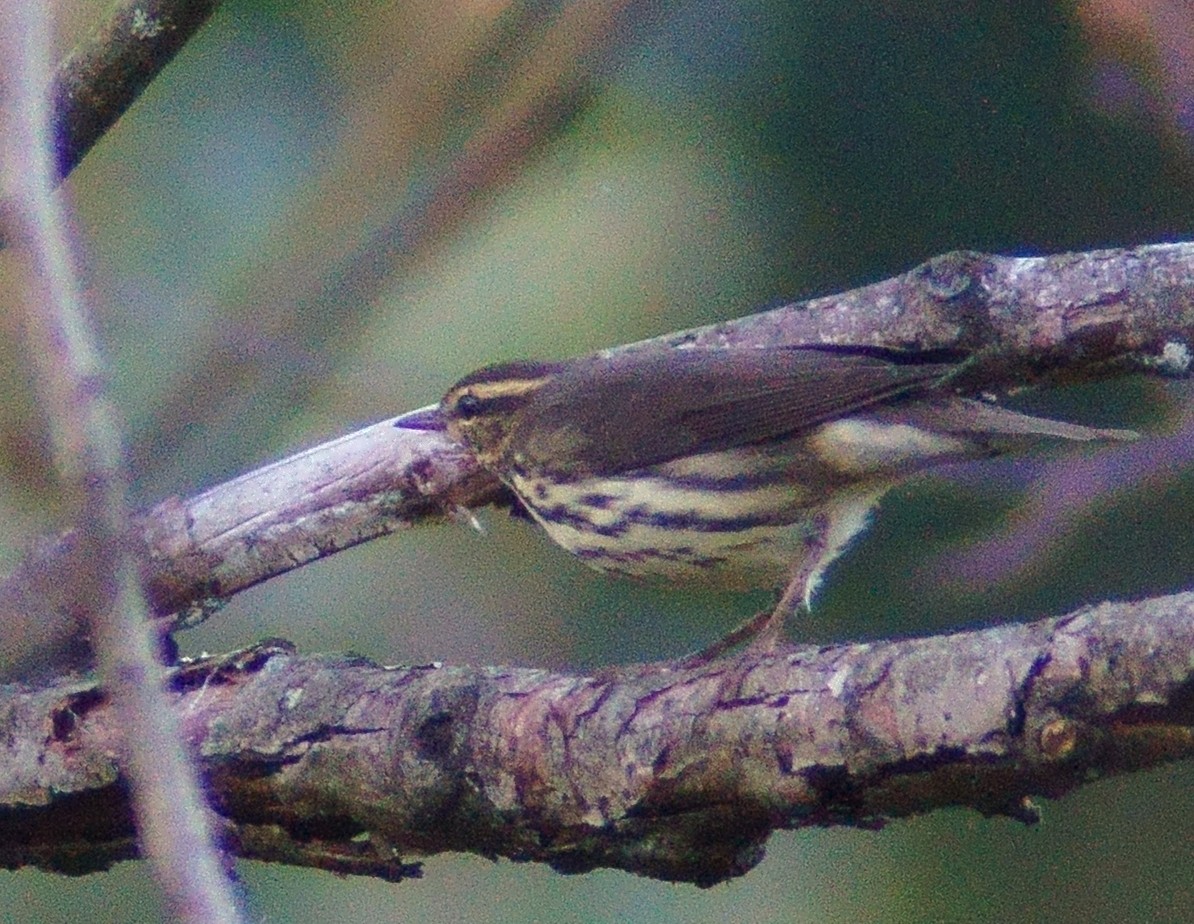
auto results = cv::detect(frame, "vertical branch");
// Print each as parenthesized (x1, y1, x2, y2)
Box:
(0, 5, 242, 923)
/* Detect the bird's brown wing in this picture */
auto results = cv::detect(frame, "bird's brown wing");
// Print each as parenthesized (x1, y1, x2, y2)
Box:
(512, 345, 956, 476)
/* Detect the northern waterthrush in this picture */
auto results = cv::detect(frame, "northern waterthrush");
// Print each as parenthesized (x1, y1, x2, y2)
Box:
(400, 344, 1135, 656)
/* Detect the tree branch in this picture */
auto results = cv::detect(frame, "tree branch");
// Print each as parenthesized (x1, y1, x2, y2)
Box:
(53, 0, 223, 180)
(0, 242, 1188, 679)
(1, 3, 240, 919)
(1, 592, 1190, 885)
(0, 241, 1188, 885)
(0, 1, 223, 251)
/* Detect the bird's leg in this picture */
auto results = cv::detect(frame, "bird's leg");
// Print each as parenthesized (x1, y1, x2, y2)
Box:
(673, 608, 780, 667)
(675, 514, 829, 668)
(741, 516, 828, 655)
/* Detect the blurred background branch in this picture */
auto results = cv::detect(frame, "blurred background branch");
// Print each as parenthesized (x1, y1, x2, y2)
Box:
(0, 2, 241, 920)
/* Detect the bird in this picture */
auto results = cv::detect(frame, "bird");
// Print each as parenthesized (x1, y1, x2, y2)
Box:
(400, 344, 1136, 659)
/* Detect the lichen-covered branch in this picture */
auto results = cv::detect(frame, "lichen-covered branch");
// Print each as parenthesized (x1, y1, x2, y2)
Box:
(0, 2, 223, 250)
(52, 0, 223, 180)
(1, 592, 1190, 885)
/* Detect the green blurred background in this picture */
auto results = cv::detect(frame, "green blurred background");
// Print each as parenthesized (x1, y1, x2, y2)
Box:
(2, 0, 1193, 920)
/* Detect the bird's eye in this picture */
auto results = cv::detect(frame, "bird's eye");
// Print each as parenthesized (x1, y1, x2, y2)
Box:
(455, 393, 484, 419)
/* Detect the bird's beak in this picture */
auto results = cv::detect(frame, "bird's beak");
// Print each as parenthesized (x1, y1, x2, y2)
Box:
(392, 404, 446, 431)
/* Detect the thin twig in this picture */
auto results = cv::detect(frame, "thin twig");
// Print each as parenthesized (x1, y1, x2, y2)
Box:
(0, 5, 240, 922)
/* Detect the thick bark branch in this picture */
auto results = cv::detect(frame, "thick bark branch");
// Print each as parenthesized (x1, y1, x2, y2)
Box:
(1, 592, 1190, 885)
